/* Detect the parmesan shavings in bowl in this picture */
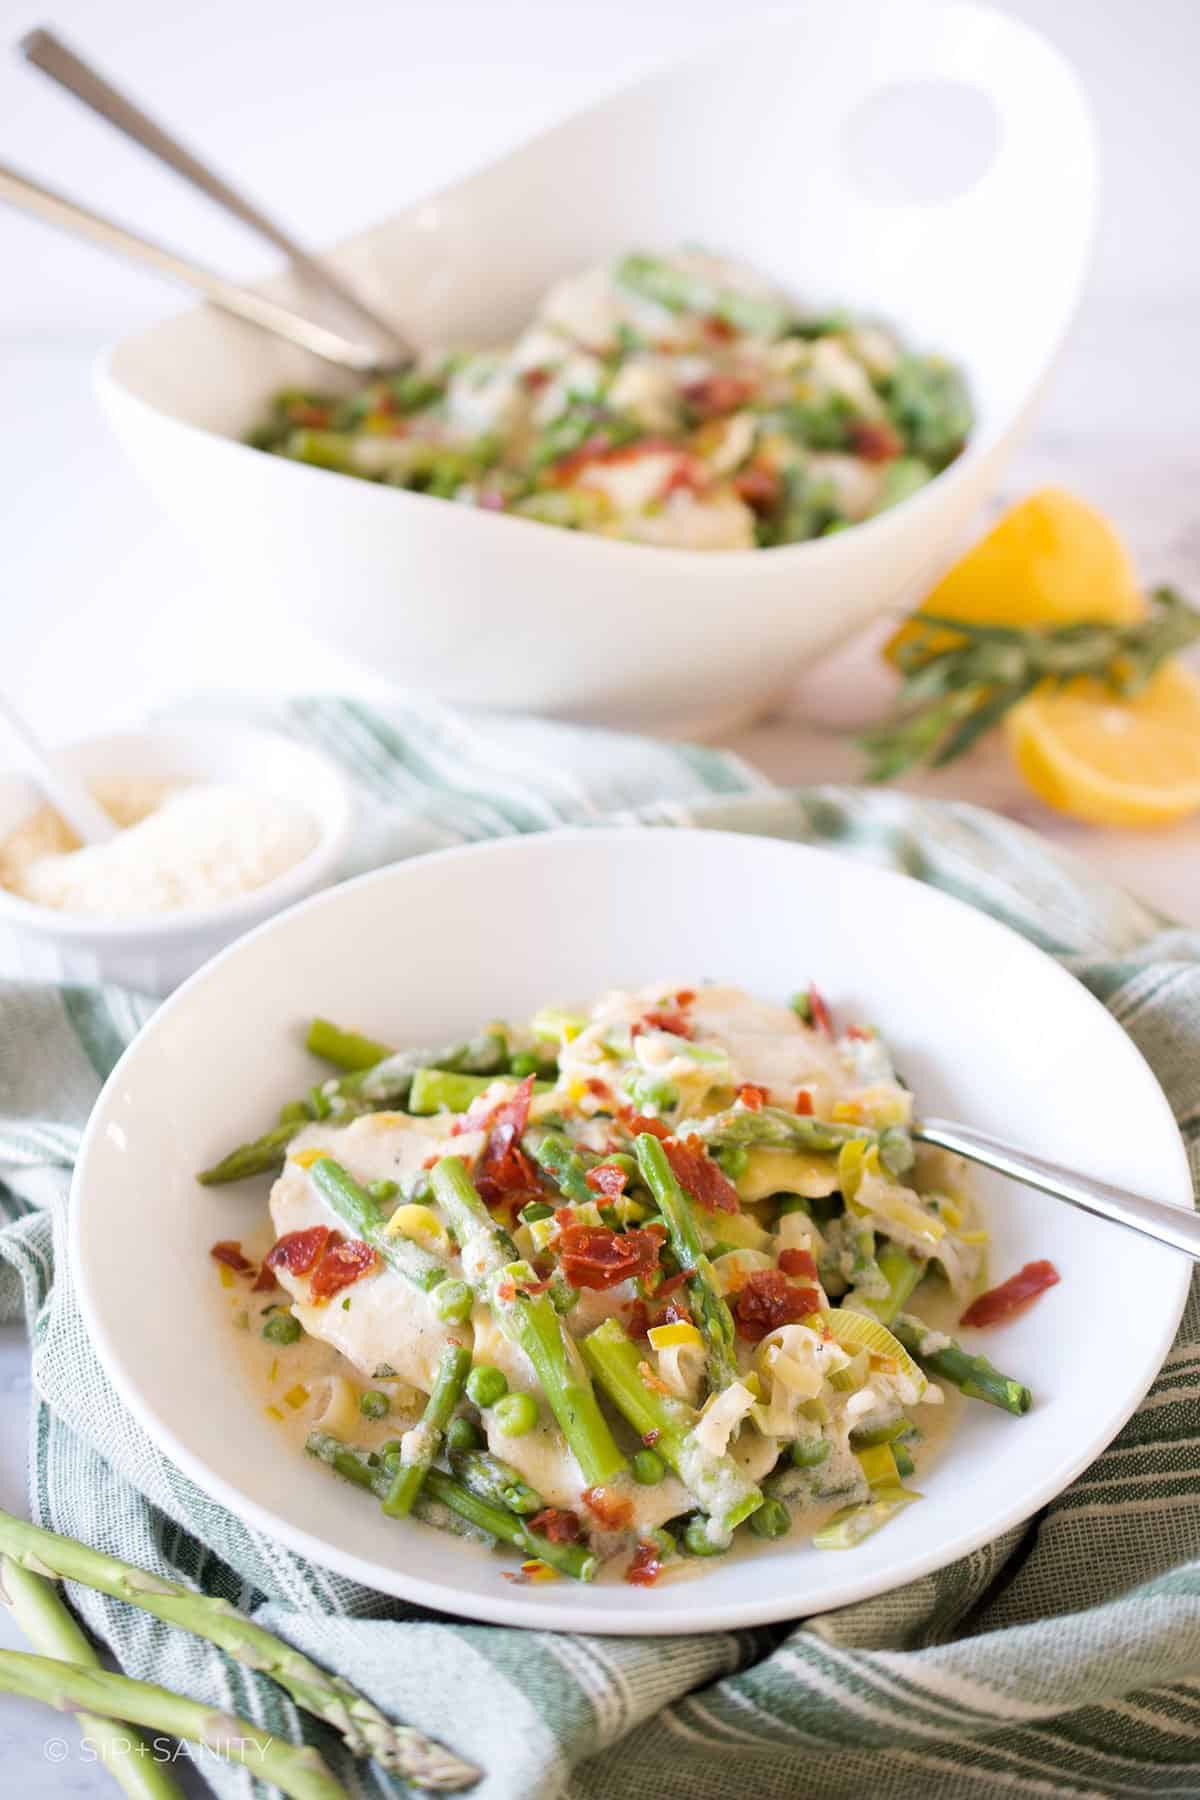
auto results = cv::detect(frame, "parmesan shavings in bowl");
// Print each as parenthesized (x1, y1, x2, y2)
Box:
(2, 782, 319, 918)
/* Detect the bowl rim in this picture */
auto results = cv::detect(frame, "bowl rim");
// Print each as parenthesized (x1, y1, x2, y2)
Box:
(95, 0, 1099, 569)
(69, 825, 1192, 1634)
(0, 722, 353, 941)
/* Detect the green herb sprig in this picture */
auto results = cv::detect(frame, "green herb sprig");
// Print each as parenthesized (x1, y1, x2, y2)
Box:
(860, 586, 1200, 782)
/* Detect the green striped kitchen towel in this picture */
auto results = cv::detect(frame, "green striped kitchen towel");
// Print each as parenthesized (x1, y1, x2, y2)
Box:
(2, 692, 1199, 1800)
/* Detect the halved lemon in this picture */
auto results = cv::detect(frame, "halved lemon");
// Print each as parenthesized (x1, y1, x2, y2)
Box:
(886, 488, 1143, 662)
(1006, 662, 1200, 828)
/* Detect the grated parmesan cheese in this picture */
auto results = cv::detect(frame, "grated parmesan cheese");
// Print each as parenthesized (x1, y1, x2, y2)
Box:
(1, 780, 318, 917)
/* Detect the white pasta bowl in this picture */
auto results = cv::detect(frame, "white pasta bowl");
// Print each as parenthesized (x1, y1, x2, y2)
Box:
(98, 1, 1097, 736)
(71, 828, 1191, 1634)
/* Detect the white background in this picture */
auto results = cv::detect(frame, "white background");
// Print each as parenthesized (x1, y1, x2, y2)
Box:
(0, 2, 1198, 1786)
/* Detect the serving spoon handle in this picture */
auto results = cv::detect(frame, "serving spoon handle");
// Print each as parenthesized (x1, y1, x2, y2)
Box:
(0, 159, 386, 375)
(19, 27, 411, 367)
(916, 1117, 1200, 1261)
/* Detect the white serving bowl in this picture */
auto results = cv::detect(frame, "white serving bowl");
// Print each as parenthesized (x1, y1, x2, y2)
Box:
(99, 2, 1097, 737)
(0, 724, 352, 994)
(71, 829, 1191, 1634)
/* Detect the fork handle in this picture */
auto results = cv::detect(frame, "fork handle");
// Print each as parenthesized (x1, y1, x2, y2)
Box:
(20, 27, 410, 363)
(916, 1117, 1200, 1261)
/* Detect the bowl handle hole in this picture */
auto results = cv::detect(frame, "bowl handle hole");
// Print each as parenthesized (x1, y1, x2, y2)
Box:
(842, 80, 1001, 206)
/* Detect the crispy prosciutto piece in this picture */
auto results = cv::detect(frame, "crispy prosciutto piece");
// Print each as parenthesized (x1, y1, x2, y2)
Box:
(733, 1270, 821, 1341)
(626, 1541, 665, 1586)
(807, 985, 833, 1035)
(620, 1110, 672, 1141)
(960, 1260, 1061, 1328)
(585, 1162, 629, 1200)
(661, 1138, 739, 1215)
(683, 373, 756, 420)
(473, 1075, 541, 1207)
(558, 1225, 663, 1291)
(778, 1247, 819, 1282)
(736, 1083, 768, 1111)
(527, 1507, 581, 1543)
(849, 418, 903, 462)
(308, 1235, 378, 1302)
(209, 1241, 254, 1275)
(582, 1486, 634, 1530)
(265, 1226, 331, 1278)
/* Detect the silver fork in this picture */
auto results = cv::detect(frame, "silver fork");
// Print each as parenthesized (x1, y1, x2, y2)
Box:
(916, 1118, 1200, 1259)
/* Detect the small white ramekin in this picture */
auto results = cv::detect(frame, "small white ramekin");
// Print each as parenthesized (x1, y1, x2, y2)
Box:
(0, 724, 353, 994)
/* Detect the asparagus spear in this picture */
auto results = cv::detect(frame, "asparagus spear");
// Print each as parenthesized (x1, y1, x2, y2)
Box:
(688, 1108, 867, 1155)
(861, 1244, 926, 1324)
(311, 1156, 449, 1291)
(0, 1509, 476, 1789)
(0, 1555, 183, 1800)
(430, 1158, 626, 1486)
(307, 1434, 597, 1582)
(892, 1315, 1032, 1415)
(306, 1018, 394, 1071)
(0, 1650, 345, 1800)
(383, 1344, 472, 1517)
(448, 1447, 543, 1515)
(198, 1031, 508, 1185)
(303, 1433, 490, 1544)
(528, 1132, 594, 1205)
(580, 1316, 762, 1533)
(633, 1134, 739, 1394)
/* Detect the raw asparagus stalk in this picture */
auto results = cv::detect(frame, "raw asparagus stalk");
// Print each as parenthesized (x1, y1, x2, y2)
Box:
(306, 1018, 394, 1071)
(580, 1316, 762, 1532)
(0, 1555, 183, 1800)
(448, 1448, 543, 1515)
(0, 1509, 476, 1789)
(383, 1344, 472, 1517)
(430, 1157, 626, 1486)
(633, 1134, 739, 1393)
(0, 1649, 346, 1800)
(892, 1316, 1032, 1414)
(307, 1435, 597, 1582)
(311, 1156, 449, 1291)
(198, 1031, 508, 1184)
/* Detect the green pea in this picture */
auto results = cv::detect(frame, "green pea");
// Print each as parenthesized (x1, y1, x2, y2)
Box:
(367, 1177, 399, 1204)
(465, 1364, 508, 1408)
(508, 1051, 540, 1078)
(716, 1144, 749, 1182)
(262, 1311, 301, 1345)
(379, 1438, 404, 1459)
(359, 1389, 390, 1420)
(748, 1498, 791, 1539)
(492, 1391, 538, 1437)
(432, 1278, 474, 1324)
(631, 1449, 666, 1486)
(790, 1436, 831, 1469)
(789, 991, 813, 1023)
(776, 1195, 812, 1219)
(446, 1415, 484, 1454)
(682, 1515, 730, 1557)
(645, 1526, 676, 1559)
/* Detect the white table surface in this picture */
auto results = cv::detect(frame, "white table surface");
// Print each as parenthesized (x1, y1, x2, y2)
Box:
(1, 0, 1198, 1788)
